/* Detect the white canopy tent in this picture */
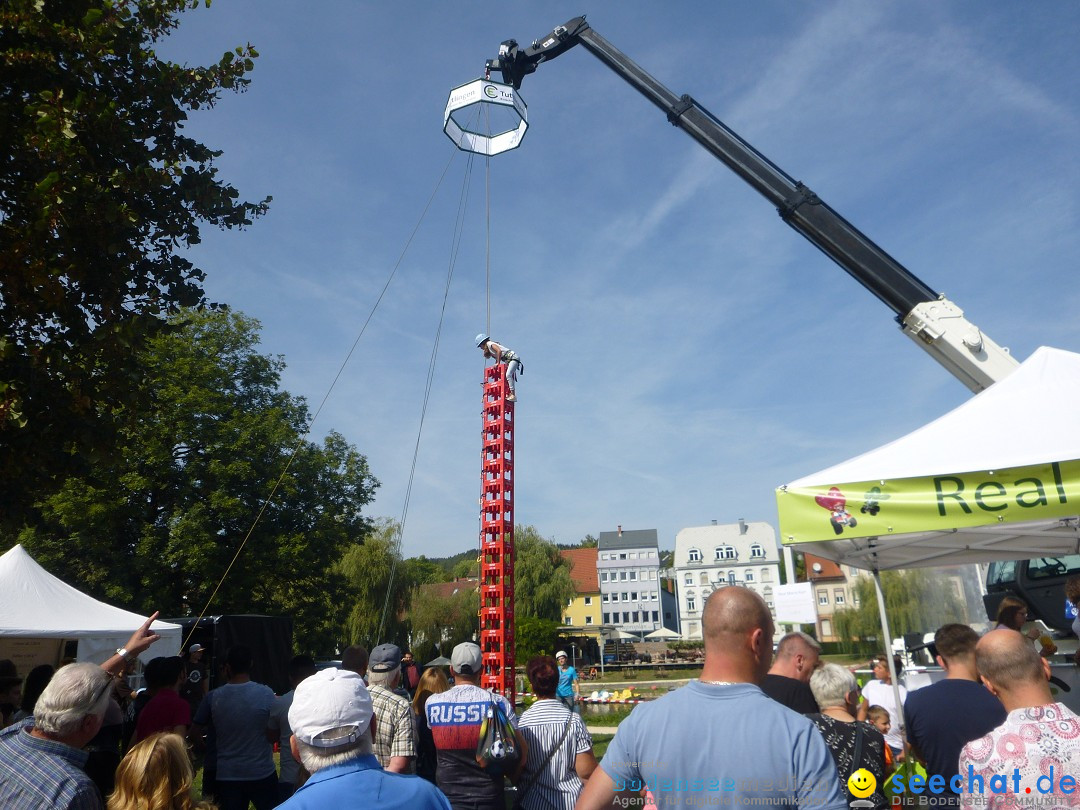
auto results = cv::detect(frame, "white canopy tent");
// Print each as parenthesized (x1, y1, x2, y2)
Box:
(777, 346, 1080, 570)
(0, 544, 181, 670)
(776, 346, 1080, 724)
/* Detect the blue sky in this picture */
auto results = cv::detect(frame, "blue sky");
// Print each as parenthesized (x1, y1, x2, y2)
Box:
(161, 1, 1080, 558)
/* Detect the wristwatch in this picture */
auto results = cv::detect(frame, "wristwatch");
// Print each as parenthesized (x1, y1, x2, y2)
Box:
(115, 647, 136, 663)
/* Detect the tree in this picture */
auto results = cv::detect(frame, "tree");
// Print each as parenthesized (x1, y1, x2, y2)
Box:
(833, 570, 967, 653)
(337, 518, 419, 649)
(514, 525, 576, 622)
(406, 581, 478, 666)
(0, 1, 270, 531)
(18, 309, 377, 652)
(515, 616, 562, 664)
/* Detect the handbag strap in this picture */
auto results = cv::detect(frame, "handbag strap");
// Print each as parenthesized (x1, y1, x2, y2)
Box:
(516, 705, 574, 804)
(851, 721, 866, 778)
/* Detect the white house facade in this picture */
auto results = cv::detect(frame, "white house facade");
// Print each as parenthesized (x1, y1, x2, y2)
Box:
(597, 526, 668, 638)
(672, 520, 782, 640)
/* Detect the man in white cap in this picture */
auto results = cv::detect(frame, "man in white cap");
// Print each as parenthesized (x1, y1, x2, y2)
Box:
(279, 668, 450, 810)
(554, 651, 580, 712)
(425, 642, 522, 810)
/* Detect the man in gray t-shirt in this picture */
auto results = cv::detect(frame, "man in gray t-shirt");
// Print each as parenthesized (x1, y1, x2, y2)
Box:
(577, 588, 847, 810)
(191, 646, 277, 810)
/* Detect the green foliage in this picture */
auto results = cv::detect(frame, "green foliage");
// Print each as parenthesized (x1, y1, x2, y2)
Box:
(450, 556, 479, 580)
(514, 525, 577, 622)
(338, 518, 415, 649)
(833, 570, 967, 652)
(515, 616, 563, 664)
(17, 309, 376, 653)
(406, 580, 478, 665)
(0, 0, 270, 530)
(667, 641, 705, 654)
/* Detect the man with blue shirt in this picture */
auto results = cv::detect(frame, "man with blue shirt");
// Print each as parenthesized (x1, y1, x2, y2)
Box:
(190, 645, 276, 810)
(576, 587, 847, 810)
(903, 624, 1007, 807)
(279, 668, 450, 810)
(554, 651, 579, 711)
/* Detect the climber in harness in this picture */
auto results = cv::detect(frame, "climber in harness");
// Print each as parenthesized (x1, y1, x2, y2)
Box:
(476, 334, 523, 402)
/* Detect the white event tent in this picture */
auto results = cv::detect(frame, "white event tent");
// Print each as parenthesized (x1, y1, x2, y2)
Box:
(0, 544, 181, 669)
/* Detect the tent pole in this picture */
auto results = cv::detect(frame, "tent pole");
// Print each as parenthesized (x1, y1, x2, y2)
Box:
(871, 568, 908, 753)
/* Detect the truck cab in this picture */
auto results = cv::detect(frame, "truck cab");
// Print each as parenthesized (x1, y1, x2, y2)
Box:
(984, 557, 1080, 633)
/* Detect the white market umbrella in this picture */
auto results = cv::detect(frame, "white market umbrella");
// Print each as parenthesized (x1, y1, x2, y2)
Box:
(644, 627, 681, 640)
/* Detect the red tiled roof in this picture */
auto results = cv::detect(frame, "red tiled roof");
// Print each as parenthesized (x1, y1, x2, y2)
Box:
(805, 553, 844, 581)
(560, 547, 598, 594)
(419, 579, 479, 599)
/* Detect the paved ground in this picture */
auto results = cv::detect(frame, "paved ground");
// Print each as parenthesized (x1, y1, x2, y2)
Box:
(586, 725, 619, 734)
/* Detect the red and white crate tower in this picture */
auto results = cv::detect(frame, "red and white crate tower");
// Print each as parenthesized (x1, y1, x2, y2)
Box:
(479, 362, 515, 701)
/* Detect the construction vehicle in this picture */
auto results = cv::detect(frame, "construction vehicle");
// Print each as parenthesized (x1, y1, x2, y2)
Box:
(484, 17, 1072, 633)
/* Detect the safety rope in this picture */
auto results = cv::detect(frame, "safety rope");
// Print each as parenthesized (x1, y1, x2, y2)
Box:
(376, 147, 479, 643)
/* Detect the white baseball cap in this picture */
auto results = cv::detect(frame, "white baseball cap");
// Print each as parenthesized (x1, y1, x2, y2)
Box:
(288, 668, 373, 748)
(556, 650, 568, 659)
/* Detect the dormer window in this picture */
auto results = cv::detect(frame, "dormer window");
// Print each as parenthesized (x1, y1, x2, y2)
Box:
(688, 548, 702, 563)
(715, 545, 736, 561)
(750, 543, 766, 559)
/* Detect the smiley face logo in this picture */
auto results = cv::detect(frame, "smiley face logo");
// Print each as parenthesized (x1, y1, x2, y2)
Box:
(847, 769, 876, 798)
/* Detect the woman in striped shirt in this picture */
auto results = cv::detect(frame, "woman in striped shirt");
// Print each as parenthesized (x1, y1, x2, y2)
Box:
(516, 656, 598, 810)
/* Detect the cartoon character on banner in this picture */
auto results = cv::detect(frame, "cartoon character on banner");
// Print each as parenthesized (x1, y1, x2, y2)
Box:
(816, 487, 858, 535)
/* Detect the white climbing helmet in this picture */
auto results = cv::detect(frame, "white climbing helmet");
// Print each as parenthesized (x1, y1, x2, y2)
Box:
(475, 333, 489, 347)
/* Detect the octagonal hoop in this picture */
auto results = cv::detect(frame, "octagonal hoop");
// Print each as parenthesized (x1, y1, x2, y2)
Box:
(443, 79, 528, 156)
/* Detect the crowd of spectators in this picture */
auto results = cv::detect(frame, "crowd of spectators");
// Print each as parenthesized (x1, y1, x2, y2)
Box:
(3, 588, 1080, 810)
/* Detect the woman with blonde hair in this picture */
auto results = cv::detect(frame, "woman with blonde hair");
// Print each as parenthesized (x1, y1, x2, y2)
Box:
(108, 732, 215, 810)
(412, 666, 450, 784)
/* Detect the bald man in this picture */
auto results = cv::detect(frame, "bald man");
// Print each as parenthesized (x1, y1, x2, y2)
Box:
(957, 629, 1080, 809)
(760, 631, 821, 714)
(576, 587, 846, 810)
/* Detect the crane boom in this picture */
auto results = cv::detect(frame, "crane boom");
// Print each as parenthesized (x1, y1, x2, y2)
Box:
(487, 17, 1020, 392)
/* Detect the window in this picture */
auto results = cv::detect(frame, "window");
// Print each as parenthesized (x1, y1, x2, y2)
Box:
(651, 611, 659, 623)
(684, 573, 693, 585)
(763, 585, 773, 596)
(728, 572, 736, 584)
(834, 589, 845, 605)
(584, 596, 593, 605)
(744, 570, 754, 582)
(629, 552, 637, 559)
(750, 543, 766, 559)
(761, 568, 771, 582)
(651, 591, 659, 601)
(622, 611, 630, 623)
(620, 571, 628, 581)
(649, 550, 656, 558)
(632, 611, 640, 623)
(565, 616, 572, 625)
(629, 571, 637, 581)
(821, 619, 833, 637)
(610, 593, 619, 603)
(585, 616, 594, 625)
(567, 598, 573, 606)
(688, 548, 702, 563)
(630, 591, 638, 601)
(699, 572, 709, 586)
(818, 590, 829, 606)
(603, 612, 611, 623)
(602, 593, 609, 603)
(766, 602, 774, 612)
(688, 621, 699, 637)
(649, 570, 657, 580)
(619, 553, 627, 560)
(600, 572, 608, 582)
(600, 553, 608, 561)
(687, 597, 697, 612)
(714, 545, 736, 561)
